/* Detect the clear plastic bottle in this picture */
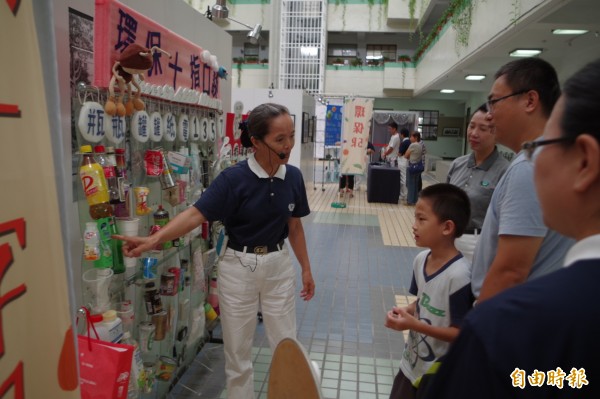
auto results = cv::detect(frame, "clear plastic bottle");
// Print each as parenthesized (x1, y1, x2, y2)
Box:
(94, 145, 120, 204)
(80, 145, 113, 220)
(83, 222, 100, 261)
(94, 309, 124, 343)
(121, 331, 145, 398)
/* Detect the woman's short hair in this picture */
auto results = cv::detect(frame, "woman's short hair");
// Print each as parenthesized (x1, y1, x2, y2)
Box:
(241, 103, 290, 148)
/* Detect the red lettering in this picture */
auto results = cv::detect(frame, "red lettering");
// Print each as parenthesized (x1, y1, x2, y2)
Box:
(0, 361, 25, 398)
(0, 218, 27, 357)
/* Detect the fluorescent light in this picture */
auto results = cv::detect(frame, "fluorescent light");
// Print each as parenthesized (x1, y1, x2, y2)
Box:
(552, 29, 588, 35)
(509, 49, 542, 57)
(465, 74, 486, 81)
(440, 89, 455, 94)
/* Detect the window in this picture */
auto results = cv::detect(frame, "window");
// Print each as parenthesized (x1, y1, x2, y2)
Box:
(410, 109, 439, 140)
(366, 44, 396, 63)
(327, 44, 357, 65)
(243, 43, 259, 62)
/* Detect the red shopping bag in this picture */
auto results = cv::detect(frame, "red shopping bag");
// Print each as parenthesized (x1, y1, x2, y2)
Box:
(77, 307, 133, 399)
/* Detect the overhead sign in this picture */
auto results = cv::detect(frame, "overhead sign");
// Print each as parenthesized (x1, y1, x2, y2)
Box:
(94, 0, 220, 99)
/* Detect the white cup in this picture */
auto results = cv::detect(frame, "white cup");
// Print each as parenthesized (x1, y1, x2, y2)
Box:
(82, 268, 114, 314)
(116, 217, 140, 236)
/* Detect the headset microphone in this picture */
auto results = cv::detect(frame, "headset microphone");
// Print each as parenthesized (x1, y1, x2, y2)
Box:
(264, 142, 286, 160)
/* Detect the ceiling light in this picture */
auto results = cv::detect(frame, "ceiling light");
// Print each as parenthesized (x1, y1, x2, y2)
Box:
(211, 0, 229, 19)
(440, 89, 455, 94)
(509, 49, 542, 57)
(246, 23, 262, 44)
(552, 29, 588, 35)
(465, 74, 486, 81)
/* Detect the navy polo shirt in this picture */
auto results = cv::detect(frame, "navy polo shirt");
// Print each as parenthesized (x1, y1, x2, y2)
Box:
(193, 154, 310, 246)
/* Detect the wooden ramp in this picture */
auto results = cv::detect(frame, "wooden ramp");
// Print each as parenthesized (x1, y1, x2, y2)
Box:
(307, 183, 417, 248)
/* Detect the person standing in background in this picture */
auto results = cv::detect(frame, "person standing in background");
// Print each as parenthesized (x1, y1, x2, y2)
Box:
(115, 103, 315, 399)
(382, 121, 401, 167)
(398, 128, 411, 201)
(471, 57, 573, 302)
(404, 132, 424, 206)
(447, 105, 509, 262)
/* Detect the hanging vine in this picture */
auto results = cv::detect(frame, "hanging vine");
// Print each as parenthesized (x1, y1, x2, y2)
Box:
(408, 0, 417, 40)
(510, 0, 521, 26)
(451, 0, 474, 53)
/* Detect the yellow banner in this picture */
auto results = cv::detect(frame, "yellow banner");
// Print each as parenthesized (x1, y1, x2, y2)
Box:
(340, 97, 374, 175)
(0, 2, 79, 397)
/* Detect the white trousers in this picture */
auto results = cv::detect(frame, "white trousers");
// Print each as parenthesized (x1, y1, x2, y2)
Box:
(218, 245, 297, 399)
(398, 157, 408, 199)
(455, 233, 479, 265)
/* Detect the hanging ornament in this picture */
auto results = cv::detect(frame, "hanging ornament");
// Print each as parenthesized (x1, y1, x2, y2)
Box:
(77, 101, 106, 143)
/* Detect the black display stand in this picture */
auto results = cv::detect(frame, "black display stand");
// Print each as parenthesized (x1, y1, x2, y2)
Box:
(367, 163, 400, 204)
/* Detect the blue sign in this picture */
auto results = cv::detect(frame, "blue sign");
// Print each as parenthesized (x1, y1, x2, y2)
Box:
(324, 105, 342, 146)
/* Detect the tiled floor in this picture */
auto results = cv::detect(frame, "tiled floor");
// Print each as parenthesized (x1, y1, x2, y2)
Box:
(169, 176, 433, 398)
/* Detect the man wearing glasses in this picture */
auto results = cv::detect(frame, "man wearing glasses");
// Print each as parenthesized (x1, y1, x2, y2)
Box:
(471, 57, 573, 302)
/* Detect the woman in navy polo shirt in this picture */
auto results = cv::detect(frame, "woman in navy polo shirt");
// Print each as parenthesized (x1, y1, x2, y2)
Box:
(117, 103, 315, 398)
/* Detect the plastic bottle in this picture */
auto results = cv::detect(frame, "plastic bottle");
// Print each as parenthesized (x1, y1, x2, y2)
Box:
(93, 309, 124, 343)
(83, 222, 100, 261)
(94, 145, 120, 204)
(114, 148, 129, 217)
(80, 145, 113, 220)
(121, 331, 145, 398)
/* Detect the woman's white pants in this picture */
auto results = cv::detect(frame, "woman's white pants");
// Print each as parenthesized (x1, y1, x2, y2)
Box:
(218, 245, 297, 398)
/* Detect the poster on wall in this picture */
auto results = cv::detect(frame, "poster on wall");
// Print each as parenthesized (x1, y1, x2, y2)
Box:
(324, 104, 342, 146)
(339, 97, 374, 175)
(1, 2, 79, 398)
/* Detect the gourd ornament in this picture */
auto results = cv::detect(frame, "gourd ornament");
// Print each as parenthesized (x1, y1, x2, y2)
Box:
(104, 44, 170, 117)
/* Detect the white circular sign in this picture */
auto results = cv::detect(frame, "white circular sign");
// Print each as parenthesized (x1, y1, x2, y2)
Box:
(149, 112, 163, 142)
(209, 118, 216, 142)
(190, 115, 201, 141)
(218, 116, 225, 138)
(200, 117, 209, 142)
(104, 114, 126, 144)
(131, 110, 149, 143)
(77, 102, 105, 143)
(178, 113, 190, 142)
(163, 112, 177, 142)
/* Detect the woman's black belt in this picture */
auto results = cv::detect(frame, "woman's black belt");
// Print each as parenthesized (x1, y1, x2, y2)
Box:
(227, 240, 285, 255)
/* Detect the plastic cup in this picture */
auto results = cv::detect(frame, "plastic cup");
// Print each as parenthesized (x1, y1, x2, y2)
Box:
(82, 268, 114, 314)
(133, 187, 152, 215)
(116, 217, 140, 236)
(116, 218, 140, 267)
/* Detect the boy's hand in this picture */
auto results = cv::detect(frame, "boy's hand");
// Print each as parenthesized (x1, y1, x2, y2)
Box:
(384, 306, 416, 331)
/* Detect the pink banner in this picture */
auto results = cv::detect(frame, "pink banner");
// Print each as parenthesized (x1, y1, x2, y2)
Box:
(93, 0, 220, 99)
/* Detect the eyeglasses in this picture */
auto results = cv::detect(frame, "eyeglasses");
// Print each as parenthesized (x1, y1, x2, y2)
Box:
(485, 89, 530, 113)
(521, 137, 574, 161)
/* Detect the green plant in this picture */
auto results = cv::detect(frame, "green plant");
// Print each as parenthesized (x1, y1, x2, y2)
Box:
(260, 58, 269, 64)
(510, 0, 521, 25)
(451, 0, 474, 52)
(350, 57, 363, 67)
(334, 57, 343, 64)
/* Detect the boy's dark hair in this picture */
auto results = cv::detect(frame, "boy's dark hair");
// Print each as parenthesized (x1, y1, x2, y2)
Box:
(419, 183, 470, 238)
(388, 121, 398, 130)
(494, 57, 560, 118)
(400, 128, 409, 137)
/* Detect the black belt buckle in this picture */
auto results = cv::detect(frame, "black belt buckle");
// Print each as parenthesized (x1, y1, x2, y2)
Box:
(254, 245, 268, 255)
